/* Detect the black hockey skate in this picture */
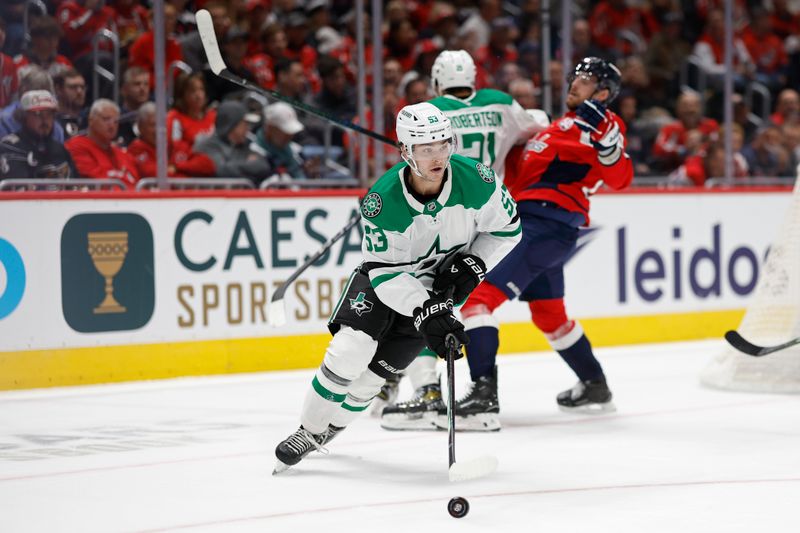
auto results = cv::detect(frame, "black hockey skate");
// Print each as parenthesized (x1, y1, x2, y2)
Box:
(556, 377, 616, 414)
(369, 374, 401, 417)
(380, 381, 444, 430)
(435, 367, 500, 432)
(273, 425, 329, 474)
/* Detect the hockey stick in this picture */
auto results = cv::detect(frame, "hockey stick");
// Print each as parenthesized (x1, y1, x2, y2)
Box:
(724, 330, 800, 357)
(444, 291, 498, 482)
(196, 9, 397, 147)
(268, 212, 361, 327)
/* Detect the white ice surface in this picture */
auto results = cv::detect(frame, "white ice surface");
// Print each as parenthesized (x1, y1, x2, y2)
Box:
(1, 340, 798, 533)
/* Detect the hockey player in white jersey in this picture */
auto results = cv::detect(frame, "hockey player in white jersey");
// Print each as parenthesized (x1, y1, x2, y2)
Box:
(379, 50, 548, 429)
(273, 102, 521, 473)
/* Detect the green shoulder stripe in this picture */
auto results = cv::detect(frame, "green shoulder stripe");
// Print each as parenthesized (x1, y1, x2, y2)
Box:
(429, 95, 470, 111)
(491, 224, 522, 237)
(445, 153, 497, 210)
(362, 162, 418, 232)
(470, 89, 514, 107)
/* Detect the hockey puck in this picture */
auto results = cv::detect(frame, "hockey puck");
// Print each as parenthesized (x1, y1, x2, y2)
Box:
(447, 496, 469, 518)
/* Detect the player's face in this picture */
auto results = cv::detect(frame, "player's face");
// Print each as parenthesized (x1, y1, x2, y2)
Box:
(566, 74, 597, 110)
(410, 139, 453, 182)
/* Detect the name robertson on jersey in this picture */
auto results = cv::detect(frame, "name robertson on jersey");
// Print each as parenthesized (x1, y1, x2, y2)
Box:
(449, 110, 503, 129)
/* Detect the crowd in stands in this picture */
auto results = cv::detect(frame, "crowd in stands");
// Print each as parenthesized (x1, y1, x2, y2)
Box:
(2, 0, 800, 188)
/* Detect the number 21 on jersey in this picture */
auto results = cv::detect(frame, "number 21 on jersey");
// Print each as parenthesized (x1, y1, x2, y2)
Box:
(460, 132, 496, 167)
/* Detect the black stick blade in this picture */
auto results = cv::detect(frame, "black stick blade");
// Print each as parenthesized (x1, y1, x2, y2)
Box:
(724, 330, 800, 357)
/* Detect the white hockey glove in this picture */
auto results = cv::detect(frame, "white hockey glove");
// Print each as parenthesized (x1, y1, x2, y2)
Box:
(592, 121, 624, 166)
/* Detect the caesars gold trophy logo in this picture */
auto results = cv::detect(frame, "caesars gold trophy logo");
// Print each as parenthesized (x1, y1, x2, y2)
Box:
(61, 213, 154, 333)
(87, 231, 129, 314)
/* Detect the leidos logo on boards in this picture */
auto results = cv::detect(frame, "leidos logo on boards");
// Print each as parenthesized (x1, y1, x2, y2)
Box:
(61, 214, 155, 332)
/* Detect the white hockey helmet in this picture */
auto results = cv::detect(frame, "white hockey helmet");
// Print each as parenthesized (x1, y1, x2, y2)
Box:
(396, 102, 455, 172)
(431, 50, 476, 95)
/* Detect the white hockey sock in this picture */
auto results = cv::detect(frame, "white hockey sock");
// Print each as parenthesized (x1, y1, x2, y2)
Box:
(330, 368, 385, 428)
(406, 352, 438, 390)
(300, 366, 349, 435)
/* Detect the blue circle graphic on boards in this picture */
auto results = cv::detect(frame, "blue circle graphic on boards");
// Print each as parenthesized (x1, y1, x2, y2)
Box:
(0, 238, 26, 319)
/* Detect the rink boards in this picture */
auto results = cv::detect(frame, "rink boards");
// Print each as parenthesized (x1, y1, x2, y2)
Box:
(0, 188, 791, 389)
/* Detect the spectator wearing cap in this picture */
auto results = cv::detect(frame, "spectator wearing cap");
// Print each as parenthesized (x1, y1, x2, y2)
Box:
(128, 102, 215, 178)
(118, 66, 152, 145)
(254, 102, 308, 181)
(0, 66, 65, 142)
(204, 26, 256, 102)
(309, 55, 356, 148)
(65, 99, 140, 187)
(53, 68, 88, 139)
(0, 90, 77, 180)
(0, 16, 17, 109)
(194, 100, 270, 184)
(12, 16, 74, 80)
(168, 72, 216, 150)
(129, 4, 184, 91)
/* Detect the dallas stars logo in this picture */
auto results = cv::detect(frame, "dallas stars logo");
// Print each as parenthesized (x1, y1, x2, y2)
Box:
(349, 292, 374, 316)
(476, 162, 495, 183)
(361, 192, 382, 218)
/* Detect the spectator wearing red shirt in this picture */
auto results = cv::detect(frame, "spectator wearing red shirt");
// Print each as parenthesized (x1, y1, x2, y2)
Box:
(589, 0, 657, 59)
(692, 9, 753, 90)
(167, 72, 216, 149)
(112, 0, 149, 49)
(386, 19, 419, 72)
(13, 16, 74, 79)
(56, 0, 117, 58)
(742, 8, 788, 91)
(652, 90, 719, 172)
(128, 102, 215, 178)
(771, 89, 800, 127)
(243, 23, 288, 91)
(0, 17, 17, 109)
(65, 99, 139, 187)
(128, 3, 183, 91)
(768, 0, 800, 40)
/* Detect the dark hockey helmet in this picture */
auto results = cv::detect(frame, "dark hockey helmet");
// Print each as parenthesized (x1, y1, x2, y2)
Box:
(567, 57, 622, 103)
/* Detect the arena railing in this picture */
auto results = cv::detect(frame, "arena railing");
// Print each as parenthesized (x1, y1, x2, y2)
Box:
(166, 61, 193, 105)
(259, 178, 360, 190)
(134, 178, 255, 191)
(23, 0, 47, 47)
(679, 56, 708, 110)
(92, 29, 120, 103)
(0, 178, 127, 192)
(745, 81, 772, 121)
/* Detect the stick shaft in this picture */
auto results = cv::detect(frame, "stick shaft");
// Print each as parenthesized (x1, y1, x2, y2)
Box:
(271, 213, 361, 303)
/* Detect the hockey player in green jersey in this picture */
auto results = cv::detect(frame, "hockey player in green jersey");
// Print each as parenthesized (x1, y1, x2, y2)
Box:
(273, 102, 521, 473)
(379, 50, 549, 429)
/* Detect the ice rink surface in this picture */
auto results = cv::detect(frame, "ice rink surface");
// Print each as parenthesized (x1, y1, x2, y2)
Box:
(1, 340, 798, 533)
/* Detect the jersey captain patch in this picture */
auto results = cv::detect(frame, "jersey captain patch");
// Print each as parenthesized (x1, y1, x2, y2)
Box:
(362, 192, 383, 218)
(476, 162, 495, 183)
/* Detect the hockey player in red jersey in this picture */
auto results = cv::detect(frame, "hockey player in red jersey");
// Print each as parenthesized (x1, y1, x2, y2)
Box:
(444, 57, 633, 431)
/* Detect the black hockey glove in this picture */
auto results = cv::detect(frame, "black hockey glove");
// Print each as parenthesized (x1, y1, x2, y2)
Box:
(574, 99, 607, 132)
(432, 254, 487, 303)
(413, 296, 468, 359)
